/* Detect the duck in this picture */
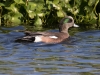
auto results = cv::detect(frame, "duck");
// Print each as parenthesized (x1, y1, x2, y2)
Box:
(15, 16, 79, 44)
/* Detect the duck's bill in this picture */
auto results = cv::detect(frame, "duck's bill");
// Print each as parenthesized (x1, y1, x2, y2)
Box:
(73, 24, 79, 27)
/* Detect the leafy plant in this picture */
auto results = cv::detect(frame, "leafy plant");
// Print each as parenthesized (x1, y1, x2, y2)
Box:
(0, 0, 99, 28)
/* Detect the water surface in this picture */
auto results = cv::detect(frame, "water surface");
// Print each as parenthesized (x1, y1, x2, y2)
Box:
(0, 26, 100, 75)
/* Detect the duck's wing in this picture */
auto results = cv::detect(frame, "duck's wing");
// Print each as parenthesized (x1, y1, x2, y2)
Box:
(15, 31, 57, 43)
(24, 31, 56, 36)
(24, 31, 44, 36)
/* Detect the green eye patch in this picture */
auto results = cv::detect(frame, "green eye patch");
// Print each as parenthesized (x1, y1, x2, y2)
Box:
(63, 18, 70, 24)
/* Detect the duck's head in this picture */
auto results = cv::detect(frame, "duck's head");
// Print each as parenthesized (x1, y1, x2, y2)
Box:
(59, 16, 79, 33)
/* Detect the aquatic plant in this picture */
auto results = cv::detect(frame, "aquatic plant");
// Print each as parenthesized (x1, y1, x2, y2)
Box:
(0, 0, 99, 28)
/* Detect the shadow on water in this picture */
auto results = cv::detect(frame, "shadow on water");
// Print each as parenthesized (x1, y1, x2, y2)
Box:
(0, 26, 100, 75)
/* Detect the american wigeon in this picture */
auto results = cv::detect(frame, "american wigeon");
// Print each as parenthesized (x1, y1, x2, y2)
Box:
(15, 16, 79, 44)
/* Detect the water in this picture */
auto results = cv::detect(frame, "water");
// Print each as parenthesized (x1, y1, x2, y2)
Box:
(0, 26, 100, 75)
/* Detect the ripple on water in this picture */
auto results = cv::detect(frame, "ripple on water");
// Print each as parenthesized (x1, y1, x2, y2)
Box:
(0, 27, 100, 75)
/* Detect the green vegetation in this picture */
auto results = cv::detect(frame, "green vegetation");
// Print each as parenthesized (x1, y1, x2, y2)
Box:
(0, 0, 100, 28)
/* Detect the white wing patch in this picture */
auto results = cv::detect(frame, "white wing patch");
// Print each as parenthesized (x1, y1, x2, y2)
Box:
(49, 36, 58, 39)
(34, 35, 58, 42)
(34, 36, 42, 42)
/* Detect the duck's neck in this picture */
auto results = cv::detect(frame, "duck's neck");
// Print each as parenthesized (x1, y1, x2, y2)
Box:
(59, 27, 69, 34)
(60, 30, 69, 34)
